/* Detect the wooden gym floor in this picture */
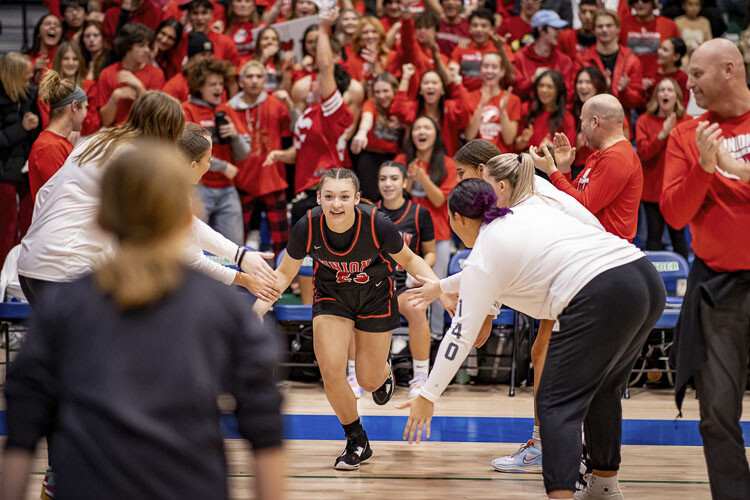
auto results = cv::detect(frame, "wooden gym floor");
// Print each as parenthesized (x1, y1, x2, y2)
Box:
(2, 381, 750, 499)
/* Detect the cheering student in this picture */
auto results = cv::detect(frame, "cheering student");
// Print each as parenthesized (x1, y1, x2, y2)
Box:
(253, 168, 443, 470)
(2, 142, 283, 500)
(29, 70, 88, 200)
(450, 8, 500, 92)
(402, 177, 664, 500)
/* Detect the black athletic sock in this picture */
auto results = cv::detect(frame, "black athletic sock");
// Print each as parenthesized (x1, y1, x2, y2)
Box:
(342, 418, 365, 441)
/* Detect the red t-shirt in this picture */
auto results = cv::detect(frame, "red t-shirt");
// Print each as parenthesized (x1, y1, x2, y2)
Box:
(231, 94, 290, 197)
(181, 99, 247, 189)
(466, 89, 522, 153)
(228, 21, 259, 65)
(549, 139, 643, 241)
(389, 84, 472, 156)
(636, 112, 692, 203)
(393, 154, 457, 241)
(96, 62, 166, 125)
(361, 99, 403, 155)
(498, 16, 531, 46)
(162, 72, 189, 103)
(28, 130, 73, 200)
(619, 15, 681, 80)
(437, 18, 470, 58)
(661, 110, 750, 272)
(451, 42, 498, 92)
(293, 91, 354, 193)
(103, 0, 163, 43)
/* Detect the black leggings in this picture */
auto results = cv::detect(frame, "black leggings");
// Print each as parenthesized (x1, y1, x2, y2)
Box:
(536, 257, 666, 492)
(18, 275, 57, 308)
(642, 201, 689, 260)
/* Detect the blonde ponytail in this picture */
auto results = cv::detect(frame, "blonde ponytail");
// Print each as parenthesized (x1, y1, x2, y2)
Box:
(39, 69, 76, 106)
(484, 153, 538, 207)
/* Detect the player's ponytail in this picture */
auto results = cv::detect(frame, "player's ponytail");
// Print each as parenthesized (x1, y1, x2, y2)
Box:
(96, 141, 192, 309)
(448, 178, 511, 225)
(39, 69, 87, 119)
(484, 152, 538, 207)
(178, 122, 211, 163)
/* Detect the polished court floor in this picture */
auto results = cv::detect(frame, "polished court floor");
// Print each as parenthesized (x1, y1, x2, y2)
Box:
(2, 381, 750, 499)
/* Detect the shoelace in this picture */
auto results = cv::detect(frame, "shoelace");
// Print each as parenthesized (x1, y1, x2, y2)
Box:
(510, 440, 534, 457)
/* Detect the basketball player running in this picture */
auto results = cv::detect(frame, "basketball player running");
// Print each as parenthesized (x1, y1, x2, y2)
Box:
(253, 168, 443, 470)
(403, 177, 664, 499)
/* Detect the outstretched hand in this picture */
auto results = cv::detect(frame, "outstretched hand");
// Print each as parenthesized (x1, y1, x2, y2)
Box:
(239, 251, 277, 285)
(395, 396, 434, 444)
(405, 275, 443, 310)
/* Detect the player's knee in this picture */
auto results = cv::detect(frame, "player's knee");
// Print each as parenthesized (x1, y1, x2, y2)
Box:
(318, 361, 346, 384)
(356, 369, 384, 392)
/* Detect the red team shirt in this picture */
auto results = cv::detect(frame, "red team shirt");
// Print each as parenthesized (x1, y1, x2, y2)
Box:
(558, 29, 595, 60)
(232, 94, 290, 198)
(28, 130, 73, 200)
(661, 110, 750, 272)
(293, 91, 354, 194)
(96, 62, 166, 125)
(103, 0, 163, 42)
(451, 42, 502, 92)
(550, 139, 643, 241)
(466, 89, 522, 153)
(619, 15, 681, 80)
(635, 112, 692, 203)
(498, 16, 531, 45)
(513, 44, 574, 100)
(437, 18, 470, 57)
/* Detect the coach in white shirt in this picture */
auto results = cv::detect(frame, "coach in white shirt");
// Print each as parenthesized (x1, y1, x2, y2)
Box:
(402, 178, 665, 500)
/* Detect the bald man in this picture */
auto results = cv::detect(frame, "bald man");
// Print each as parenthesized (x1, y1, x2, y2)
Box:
(661, 38, 750, 500)
(532, 94, 643, 241)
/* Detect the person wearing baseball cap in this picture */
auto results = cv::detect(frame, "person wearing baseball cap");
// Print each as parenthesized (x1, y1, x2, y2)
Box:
(162, 31, 215, 103)
(511, 9, 574, 100)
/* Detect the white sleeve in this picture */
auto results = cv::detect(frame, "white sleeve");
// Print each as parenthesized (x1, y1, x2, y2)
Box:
(420, 264, 498, 403)
(183, 236, 237, 286)
(192, 216, 240, 261)
(440, 271, 462, 294)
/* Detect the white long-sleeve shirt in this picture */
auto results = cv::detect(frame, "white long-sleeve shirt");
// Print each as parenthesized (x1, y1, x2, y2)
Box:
(18, 138, 238, 285)
(421, 203, 643, 403)
(441, 175, 604, 292)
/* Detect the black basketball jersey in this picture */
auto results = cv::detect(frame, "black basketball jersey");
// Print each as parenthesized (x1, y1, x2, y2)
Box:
(301, 204, 402, 287)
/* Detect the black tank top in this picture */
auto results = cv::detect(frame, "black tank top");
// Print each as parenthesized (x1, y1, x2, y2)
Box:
(304, 204, 396, 286)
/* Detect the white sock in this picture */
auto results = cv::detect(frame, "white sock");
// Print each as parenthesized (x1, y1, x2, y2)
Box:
(591, 474, 618, 491)
(348, 359, 356, 377)
(413, 359, 429, 376)
(532, 425, 542, 450)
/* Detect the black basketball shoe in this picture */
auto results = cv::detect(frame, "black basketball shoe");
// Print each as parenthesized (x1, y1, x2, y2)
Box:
(371, 360, 395, 405)
(334, 431, 373, 470)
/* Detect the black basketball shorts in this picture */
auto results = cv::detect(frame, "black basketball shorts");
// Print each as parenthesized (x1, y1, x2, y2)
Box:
(312, 276, 400, 333)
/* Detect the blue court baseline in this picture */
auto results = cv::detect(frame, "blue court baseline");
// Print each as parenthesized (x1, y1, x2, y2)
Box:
(1, 411, 747, 446)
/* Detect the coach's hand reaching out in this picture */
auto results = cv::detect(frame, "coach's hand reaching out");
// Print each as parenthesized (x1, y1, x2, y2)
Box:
(396, 396, 433, 444)
(405, 275, 442, 308)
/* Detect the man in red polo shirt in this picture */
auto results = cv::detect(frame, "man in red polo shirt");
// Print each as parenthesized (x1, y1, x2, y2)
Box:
(451, 8, 499, 91)
(619, 0, 680, 81)
(532, 94, 643, 241)
(660, 38, 750, 500)
(103, 0, 162, 42)
(558, 0, 597, 60)
(512, 9, 573, 100)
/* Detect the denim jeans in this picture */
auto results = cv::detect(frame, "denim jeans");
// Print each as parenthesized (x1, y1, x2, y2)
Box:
(198, 184, 244, 245)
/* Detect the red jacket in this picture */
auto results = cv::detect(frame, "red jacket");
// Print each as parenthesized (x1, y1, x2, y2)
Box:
(576, 45, 645, 111)
(389, 83, 472, 156)
(661, 110, 750, 272)
(386, 18, 451, 100)
(619, 15, 681, 80)
(550, 139, 643, 241)
(512, 44, 574, 100)
(635, 112, 691, 203)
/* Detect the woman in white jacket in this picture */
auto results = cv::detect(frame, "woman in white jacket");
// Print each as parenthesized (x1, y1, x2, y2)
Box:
(402, 178, 665, 500)
(17, 91, 279, 304)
